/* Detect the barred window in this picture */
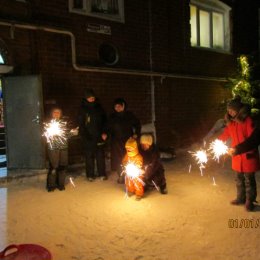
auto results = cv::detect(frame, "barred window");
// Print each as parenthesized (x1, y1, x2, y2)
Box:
(69, 0, 124, 23)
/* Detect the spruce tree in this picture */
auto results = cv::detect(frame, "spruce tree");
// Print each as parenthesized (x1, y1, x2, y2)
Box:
(226, 55, 260, 117)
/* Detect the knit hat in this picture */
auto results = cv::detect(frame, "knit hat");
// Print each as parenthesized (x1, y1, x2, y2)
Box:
(227, 97, 243, 112)
(84, 88, 95, 98)
(113, 98, 126, 107)
(125, 137, 139, 157)
(140, 134, 153, 146)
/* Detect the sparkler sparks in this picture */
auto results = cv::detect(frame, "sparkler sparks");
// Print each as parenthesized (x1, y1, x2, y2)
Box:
(69, 177, 76, 188)
(43, 119, 67, 148)
(123, 162, 145, 186)
(125, 163, 142, 179)
(209, 139, 228, 162)
(212, 177, 216, 186)
(152, 180, 160, 191)
(189, 150, 208, 176)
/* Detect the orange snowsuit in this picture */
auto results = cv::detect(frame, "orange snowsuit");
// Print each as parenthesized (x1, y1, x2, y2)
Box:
(122, 138, 144, 197)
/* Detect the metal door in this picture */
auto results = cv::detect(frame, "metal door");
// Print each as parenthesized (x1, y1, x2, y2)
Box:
(3, 75, 45, 169)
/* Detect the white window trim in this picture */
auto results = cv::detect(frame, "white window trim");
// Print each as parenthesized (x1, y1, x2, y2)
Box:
(69, 0, 125, 23)
(190, 0, 231, 52)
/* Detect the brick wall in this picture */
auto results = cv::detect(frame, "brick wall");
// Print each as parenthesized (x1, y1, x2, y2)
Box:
(0, 0, 259, 162)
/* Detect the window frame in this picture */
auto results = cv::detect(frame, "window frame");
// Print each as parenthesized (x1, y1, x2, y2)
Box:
(190, 0, 231, 52)
(69, 0, 125, 23)
(0, 54, 4, 64)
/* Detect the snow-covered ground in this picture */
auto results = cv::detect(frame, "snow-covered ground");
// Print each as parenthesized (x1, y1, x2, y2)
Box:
(0, 152, 260, 260)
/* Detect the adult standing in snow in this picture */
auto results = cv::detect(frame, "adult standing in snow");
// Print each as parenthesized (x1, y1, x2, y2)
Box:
(218, 97, 260, 211)
(78, 88, 108, 181)
(107, 98, 141, 183)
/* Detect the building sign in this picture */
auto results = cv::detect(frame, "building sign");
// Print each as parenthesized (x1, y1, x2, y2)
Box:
(87, 23, 111, 35)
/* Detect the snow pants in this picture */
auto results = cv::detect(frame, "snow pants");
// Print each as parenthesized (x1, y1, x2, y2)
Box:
(125, 176, 144, 197)
(236, 172, 257, 202)
(47, 149, 68, 190)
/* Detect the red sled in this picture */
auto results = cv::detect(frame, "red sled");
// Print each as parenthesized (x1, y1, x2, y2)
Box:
(0, 244, 52, 260)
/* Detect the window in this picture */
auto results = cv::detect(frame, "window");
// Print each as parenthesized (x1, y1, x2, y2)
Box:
(190, 0, 231, 52)
(0, 54, 4, 64)
(69, 0, 124, 23)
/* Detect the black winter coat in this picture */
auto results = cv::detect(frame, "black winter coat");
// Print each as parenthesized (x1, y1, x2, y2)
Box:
(235, 128, 260, 155)
(78, 99, 107, 148)
(107, 110, 141, 142)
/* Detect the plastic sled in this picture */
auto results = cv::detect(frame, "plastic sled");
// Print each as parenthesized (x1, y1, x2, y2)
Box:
(0, 244, 52, 260)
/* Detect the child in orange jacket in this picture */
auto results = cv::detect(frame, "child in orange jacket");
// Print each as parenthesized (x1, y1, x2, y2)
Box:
(122, 137, 144, 200)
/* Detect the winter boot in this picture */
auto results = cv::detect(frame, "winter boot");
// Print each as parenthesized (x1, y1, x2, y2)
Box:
(230, 198, 246, 205)
(135, 195, 142, 201)
(57, 167, 66, 191)
(245, 200, 255, 212)
(160, 188, 168, 194)
(47, 169, 57, 192)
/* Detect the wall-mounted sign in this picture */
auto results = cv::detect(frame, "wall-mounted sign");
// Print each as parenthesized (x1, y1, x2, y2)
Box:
(87, 23, 111, 35)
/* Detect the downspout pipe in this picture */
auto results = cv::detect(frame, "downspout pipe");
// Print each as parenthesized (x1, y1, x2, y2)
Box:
(0, 20, 228, 82)
(148, 0, 156, 142)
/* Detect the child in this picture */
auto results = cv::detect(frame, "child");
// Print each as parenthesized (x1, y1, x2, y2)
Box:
(139, 134, 167, 194)
(218, 97, 260, 211)
(45, 107, 78, 192)
(122, 137, 144, 200)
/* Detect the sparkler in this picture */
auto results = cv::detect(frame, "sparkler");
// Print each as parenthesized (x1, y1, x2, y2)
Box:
(69, 177, 76, 188)
(189, 150, 208, 176)
(209, 139, 228, 162)
(152, 180, 160, 192)
(123, 162, 145, 186)
(43, 119, 67, 149)
(125, 163, 142, 179)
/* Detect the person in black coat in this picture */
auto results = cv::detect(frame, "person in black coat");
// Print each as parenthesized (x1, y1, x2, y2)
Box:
(78, 88, 107, 181)
(139, 134, 167, 194)
(228, 127, 260, 155)
(107, 98, 141, 183)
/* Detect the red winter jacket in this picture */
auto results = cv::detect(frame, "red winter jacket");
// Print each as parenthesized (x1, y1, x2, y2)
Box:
(218, 113, 260, 173)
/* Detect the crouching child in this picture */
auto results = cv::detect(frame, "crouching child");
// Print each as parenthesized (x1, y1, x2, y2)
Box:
(140, 134, 167, 194)
(44, 107, 78, 192)
(122, 137, 144, 200)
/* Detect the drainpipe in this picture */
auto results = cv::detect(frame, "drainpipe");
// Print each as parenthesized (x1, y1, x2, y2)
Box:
(0, 20, 228, 82)
(148, 0, 156, 142)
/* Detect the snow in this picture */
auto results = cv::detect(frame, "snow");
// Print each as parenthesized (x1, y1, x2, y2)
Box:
(0, 152, 260, 260)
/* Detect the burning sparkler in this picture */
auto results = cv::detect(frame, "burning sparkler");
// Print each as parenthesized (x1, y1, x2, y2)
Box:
(152, 180, 160, 191)
(124, 163, 145, 183)
(209, 139, 228, 162)
(123, 162, 145, 187)
(189, 149, 208, 176)
(43, 119, 67, 149)
(69, 177, 76, 188)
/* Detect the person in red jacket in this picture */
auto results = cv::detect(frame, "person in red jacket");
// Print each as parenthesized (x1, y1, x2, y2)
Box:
(218, 97, 260, 211)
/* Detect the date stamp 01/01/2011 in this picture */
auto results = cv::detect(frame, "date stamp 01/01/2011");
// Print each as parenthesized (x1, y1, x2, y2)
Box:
(228, 218, 260, 228)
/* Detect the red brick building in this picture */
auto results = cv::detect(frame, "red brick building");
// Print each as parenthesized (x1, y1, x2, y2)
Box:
(0, 0, 259, 171)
